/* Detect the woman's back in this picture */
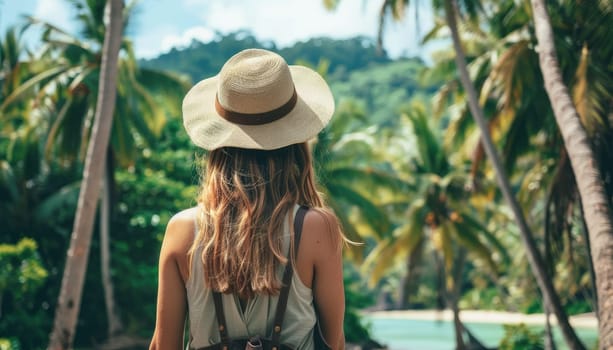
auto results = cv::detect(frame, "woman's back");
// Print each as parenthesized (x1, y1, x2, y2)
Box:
(186, 205, 316, 349)
(152, 203, 345, 349)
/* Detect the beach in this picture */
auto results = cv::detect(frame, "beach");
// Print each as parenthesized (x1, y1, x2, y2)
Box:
(363, 310, 598, 350)
(366, 309, 598, 328)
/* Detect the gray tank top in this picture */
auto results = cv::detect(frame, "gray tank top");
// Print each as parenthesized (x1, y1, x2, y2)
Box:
(186, 205, 316, 349)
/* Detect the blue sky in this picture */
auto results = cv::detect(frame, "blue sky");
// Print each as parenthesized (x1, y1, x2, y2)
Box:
(0, 0, 440, 60)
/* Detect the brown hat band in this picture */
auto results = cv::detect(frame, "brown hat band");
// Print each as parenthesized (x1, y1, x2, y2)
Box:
(215, 89, 298, 126)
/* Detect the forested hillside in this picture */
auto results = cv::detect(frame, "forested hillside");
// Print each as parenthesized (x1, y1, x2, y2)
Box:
(141, 30, 436, 127)
(141, 30, 392, 82)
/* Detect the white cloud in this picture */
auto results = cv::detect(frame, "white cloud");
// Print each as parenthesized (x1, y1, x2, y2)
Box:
(135, 25, 217, 59)
(160, 26, 216, 52)
(33, 0, 74, 32)
(178, 0, 436, 58)
(197, 0, 380, 46)
(131, 0, 439, 59)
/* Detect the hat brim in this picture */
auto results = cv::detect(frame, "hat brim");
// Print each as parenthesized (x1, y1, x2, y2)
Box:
(182, 65, 335, 150)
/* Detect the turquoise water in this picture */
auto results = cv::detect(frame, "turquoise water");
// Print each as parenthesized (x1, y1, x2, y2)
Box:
(366, 316, 598, 350)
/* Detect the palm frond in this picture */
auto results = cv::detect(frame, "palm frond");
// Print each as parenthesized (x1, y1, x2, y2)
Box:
(362, 205, 425, 283)
(362, 236, 398, 285)
(25, 15, 75, 39)
(327, 183, 391, 238)
(438, 225, 454, 271)
(326, 166, 409, 194)
(572, 44, 609, 134)
(34, 181, 81, 222)
(0, 64, 71, 111)
(457, 212, 510, 266)
(421, 18, 448, 44)
(403, 108, 448, 175)
(45, 97, 73, 159)
(447, 220, 498, 274)
(111, 97, 138, 167)
(57, 94, 91, 158)
(0, 161, 19, 202)
(325, 197, 365, 261)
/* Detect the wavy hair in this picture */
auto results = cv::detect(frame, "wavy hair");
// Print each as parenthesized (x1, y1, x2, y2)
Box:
(190, 142, 333, 298)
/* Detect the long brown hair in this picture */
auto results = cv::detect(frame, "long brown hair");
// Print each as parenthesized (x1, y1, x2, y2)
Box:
(190, 142, 327, 298)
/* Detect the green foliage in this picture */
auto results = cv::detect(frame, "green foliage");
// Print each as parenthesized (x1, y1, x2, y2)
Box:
(0, 239, 49, 349)
(343, 266, 375, 343)
(280, 36, 390, 80)
(141, 31, 391, 84)
(343, 311, 371, 344)
(0, 338, 20, 350)
(460, 287, 505, 311)
(564, 300, 593, 316)
(362, 102, 508, 311)
(140, 30, 269, 82)
(498, 324, 544, 350)
(331, 59, 437, 128)
(0, 238, 48, 293)
(111, 168, 197, 335)
(21, 0, 189, 167)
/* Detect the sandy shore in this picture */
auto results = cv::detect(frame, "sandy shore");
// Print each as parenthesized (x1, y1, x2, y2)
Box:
(365, 309, 598, 329)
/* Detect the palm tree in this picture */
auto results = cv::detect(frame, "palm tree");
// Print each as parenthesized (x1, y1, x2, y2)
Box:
(1, 26, 26, 108)
(294, 57, 400, 257)
(3, 0, 188, 340)
(434, 0, 611, 344)
(47, 0, 124, 348)
(17, 0, 188, 164)
(530, 1, 613, 347)
(322, 0, 590, 348)
(427, 0, 610, 331)
(323, 0, 588, 347)
(442, 1, 586, 348)
(362, 105, 508, 349)
(0, 25, 54, 133)
(1, 25, 76, 239)
(312, 98, 402, 259)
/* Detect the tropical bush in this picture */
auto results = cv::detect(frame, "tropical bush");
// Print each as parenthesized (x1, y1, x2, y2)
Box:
(0, 338, 20, 350)
(499, 324, 544, 350)
(0, 239, 48, 349)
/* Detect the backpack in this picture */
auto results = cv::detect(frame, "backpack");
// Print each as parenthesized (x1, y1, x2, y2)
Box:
(190, 206, 332, 350)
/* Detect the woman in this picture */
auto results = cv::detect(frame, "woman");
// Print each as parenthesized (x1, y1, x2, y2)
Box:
(150, 49, 346, 350)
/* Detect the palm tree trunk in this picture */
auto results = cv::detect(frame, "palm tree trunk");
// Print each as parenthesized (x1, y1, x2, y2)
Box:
(47, 1, 124, 348)
(101, 155, 123, 338)
(452, 306, 464, 350)
(578, 195, 599, 320)
(449, 249, 467, 350)
(397, 238, 424, 309)
(544, 302, 557, 350)
(530, 1, 613, 347)
(443, 0, 585, 349)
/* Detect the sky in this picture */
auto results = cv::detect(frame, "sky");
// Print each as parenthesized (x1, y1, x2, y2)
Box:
(0, 0, 442, 60)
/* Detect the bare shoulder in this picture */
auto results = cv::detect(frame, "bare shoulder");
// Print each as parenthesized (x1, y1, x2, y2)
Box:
(160, 207, 200, 283)
(300, 208, 343, 256)
(162, 207, 199, 255)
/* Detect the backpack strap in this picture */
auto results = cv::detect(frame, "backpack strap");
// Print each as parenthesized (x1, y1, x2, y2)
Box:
(271, 206, 308, 348)
(208, 206, 308, 350)
(212, 291, 230, 349)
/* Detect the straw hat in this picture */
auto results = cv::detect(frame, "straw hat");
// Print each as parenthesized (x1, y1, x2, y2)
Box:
(182, 48, 335, 150)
